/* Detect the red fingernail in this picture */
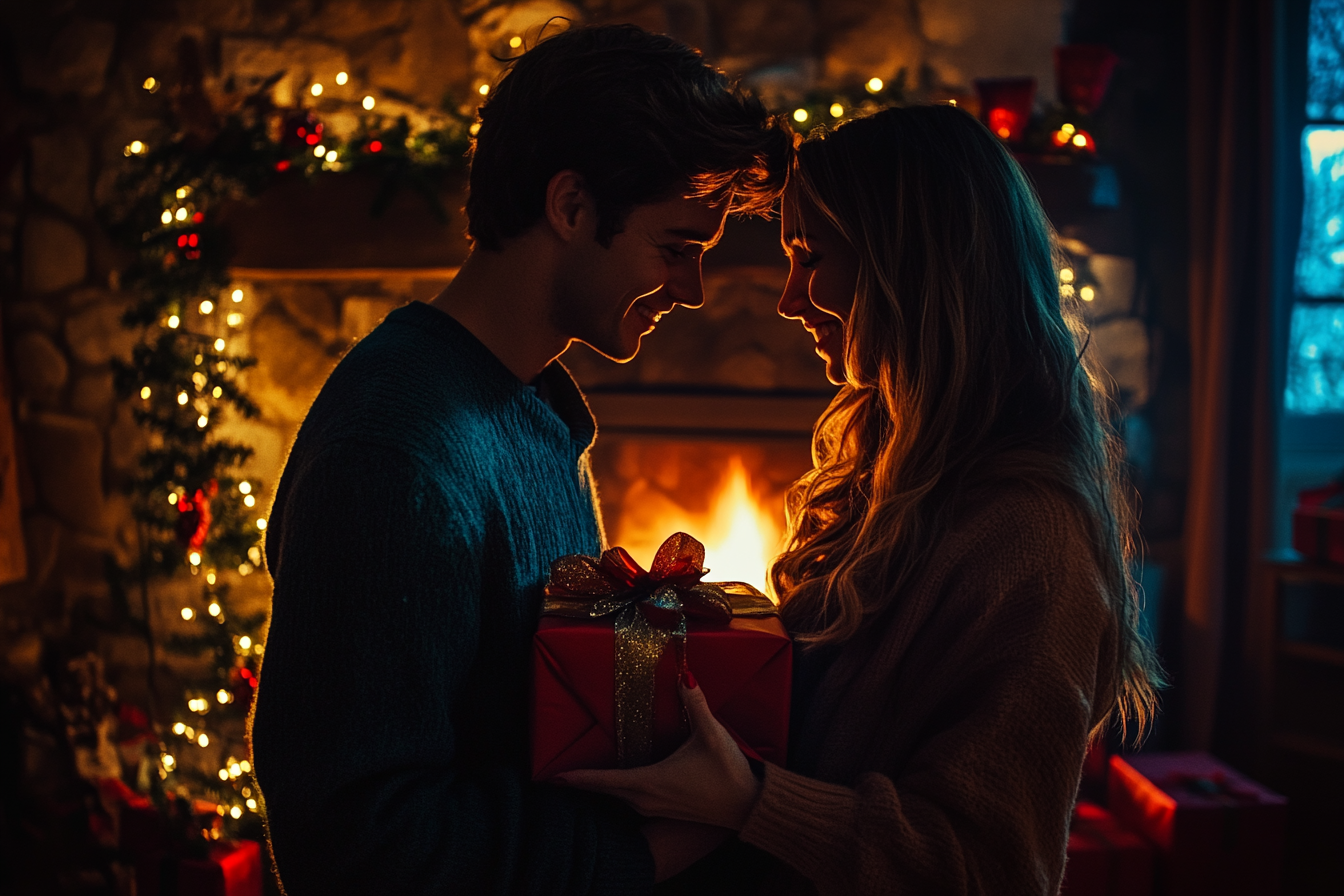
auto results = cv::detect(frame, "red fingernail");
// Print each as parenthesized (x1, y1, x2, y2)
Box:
(681, 670, 698, 690)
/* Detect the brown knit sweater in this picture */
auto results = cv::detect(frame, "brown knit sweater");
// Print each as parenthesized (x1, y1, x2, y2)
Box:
(738, 486, 1119, 896)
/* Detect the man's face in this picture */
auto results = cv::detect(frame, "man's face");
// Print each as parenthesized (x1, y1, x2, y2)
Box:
(556, 194, 728, 362)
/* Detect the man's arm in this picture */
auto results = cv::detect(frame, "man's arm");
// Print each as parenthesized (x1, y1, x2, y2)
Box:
(250, 442, 652, 895)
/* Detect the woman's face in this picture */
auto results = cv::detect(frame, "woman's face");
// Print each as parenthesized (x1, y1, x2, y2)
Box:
(778, 192, 861, 386)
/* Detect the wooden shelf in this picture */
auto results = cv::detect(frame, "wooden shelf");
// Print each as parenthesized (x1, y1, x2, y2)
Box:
(1278, 640, 1344, 667)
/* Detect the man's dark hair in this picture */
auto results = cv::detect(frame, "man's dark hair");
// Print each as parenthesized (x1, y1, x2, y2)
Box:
(466, 24, 792, 250)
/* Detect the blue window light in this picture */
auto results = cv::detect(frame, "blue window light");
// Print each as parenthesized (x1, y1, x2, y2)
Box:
(1285, 302, 1344, 414)
(1306, 0, 1344, 120)
(1295, 127, 1344, 299)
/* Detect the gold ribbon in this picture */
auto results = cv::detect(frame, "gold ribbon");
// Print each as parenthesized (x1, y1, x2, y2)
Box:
(542, 533, 776, 767)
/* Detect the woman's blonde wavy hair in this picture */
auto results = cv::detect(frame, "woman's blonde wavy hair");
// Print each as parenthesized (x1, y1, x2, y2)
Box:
(769, 105, 1162, 740)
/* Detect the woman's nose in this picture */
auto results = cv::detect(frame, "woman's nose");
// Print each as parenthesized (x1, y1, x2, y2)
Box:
(777, 270, 809, 320)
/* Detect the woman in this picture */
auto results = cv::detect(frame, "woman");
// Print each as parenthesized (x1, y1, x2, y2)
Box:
(563, 104, 1163, 894)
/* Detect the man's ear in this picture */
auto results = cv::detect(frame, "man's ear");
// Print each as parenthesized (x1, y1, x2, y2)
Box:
(544, 170, 595, 243)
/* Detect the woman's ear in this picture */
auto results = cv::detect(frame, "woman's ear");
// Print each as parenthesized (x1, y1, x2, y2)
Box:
(544, 169, 595, 243)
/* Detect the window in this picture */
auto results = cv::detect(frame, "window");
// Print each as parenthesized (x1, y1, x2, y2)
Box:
(1288, 0, 1344, 413)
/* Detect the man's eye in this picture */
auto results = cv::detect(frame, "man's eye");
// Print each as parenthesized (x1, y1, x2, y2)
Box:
(797, 254, 820, 269)
(664, 244, 701, 260)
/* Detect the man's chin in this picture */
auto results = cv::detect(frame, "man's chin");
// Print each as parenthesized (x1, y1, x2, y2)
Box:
(571, 332, 643, 364)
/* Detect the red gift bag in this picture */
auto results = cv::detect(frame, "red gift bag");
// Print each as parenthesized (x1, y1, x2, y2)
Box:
(1060, 801, 1154, 896)
(1291, 481, 1344, 565)
(531, 533, 790, 779)
(1108, 752, 1286, 896)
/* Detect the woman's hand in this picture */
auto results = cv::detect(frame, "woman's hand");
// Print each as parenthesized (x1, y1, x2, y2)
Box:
(558, 674, 763, 830)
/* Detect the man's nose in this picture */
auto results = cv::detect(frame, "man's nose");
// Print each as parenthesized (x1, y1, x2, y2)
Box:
(668, 258, 706, 309)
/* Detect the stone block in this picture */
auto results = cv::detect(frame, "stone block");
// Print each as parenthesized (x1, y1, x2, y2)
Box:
(247, 308, 341, 423)
(31, 128, 91, 218)
(70, 370, 115, 420)
(278, 283, 340, 343)
(469, 2, 580, 91)
(12, 331, 69, 402)
(21, 19, 116, 97)
(106, 403, 144, 474)
(1090, 317, 1150, 409)
(22, 514, 61, 590)
(22, 215, 87, 294)
(360, 0, 471, 107)
(22, 413, 106, 534)
(3, 301, 59, 335)
(920, 0, 1064, 94)
(712, 0, 814, 68)
(340, 296, 405, 341)
(65, 300, 138, 365)
(1085, 254, 1137, 320)
(297, 0, 411, 41)
(220, 37, 352, 109)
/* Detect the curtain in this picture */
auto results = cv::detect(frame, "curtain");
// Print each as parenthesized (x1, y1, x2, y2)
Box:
(1183, 0, 1277, 752)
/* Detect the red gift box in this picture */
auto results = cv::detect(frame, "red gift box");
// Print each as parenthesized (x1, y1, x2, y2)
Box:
(1059, 801, 1154, 896)
(531, 533, 790, 780)
(1291, 482, 1344, 565)
(1107, 752, 1286, 896)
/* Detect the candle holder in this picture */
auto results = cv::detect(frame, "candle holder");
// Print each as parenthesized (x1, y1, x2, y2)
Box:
(974, 77, 1037, 144)
(1055, 44, 1119, 115)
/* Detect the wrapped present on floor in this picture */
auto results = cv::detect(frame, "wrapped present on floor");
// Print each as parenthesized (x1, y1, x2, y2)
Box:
(1292, 478, 1344, 565)
(1108, 752, 1286, 896)
(1059, 801, 1154, 896)
(532, 532, 791, 779)
(101, 779, 263, 896)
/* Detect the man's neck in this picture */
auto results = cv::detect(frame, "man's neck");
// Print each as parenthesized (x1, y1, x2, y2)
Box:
(428, 239, 570, 383)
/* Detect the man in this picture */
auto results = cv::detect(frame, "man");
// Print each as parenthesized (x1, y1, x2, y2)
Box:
(249, 24, 790, 895)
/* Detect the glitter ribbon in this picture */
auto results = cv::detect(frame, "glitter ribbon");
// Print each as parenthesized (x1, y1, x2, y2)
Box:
(542, 532, 776, 767)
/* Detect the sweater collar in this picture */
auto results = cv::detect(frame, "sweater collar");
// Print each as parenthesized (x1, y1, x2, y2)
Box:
(393, 302, 597, 455)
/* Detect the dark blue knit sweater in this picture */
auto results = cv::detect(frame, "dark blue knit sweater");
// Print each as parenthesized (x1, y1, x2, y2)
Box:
(251, 302, 653, 894)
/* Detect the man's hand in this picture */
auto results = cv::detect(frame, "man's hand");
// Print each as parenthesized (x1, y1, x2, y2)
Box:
(557, 676, 763, 829)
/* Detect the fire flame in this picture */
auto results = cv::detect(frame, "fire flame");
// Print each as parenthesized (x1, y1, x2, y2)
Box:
(612, 455, 782, 595)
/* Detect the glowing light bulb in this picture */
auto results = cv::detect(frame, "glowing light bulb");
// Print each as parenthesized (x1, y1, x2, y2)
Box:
(214, 337, 226, 351)
(231, 288, 244, 302)
(217, 689, 231, 704)
(230, 806, 242, 819)
(239, 635, 253, 650)
(130, 140, 145, 154)
(1080, 286, 1096, 301)
(194, 354, 204, 365)
(177, 391, 189, 405)
(190, 551, 202, 566)
(181, 607, 194, 620)
(478, 83, 490, 95)
(219, 768, 230, 780)
(161, 210, 173, 224)
(240, 760, 252, 772)
(867, 77, 884, 93)
(257, 518, 268, 530)
(246, 799, 257, 810)
(239, 563, 252, 575)
(829, 103, 844, 118)
(362, 95, 375, 110)
(199, 299, 214, 314)
(198, 733, 210, 747)
(168, 315, 180, 328)
(211, 386, 221, 398)
(1060, 267, 1074, 282)
(1061, 123, 1077, 135)
(163, 754, 175, 769)
(173, 722, 187, 735)
(176, 187, 189, 199)
(230, 761, 242, 776)
(469, 122, 481, 136)
(997, 126, 1011, 139)
(143, 77, 157, 90)
(208, 602, 221, 617)
(175, 207, 187, 221)
(325, 150, 337, 162)
(206, 571, 216, 585)
(509, 35, 523, 48)
(227, 312, 243, 326)
(314, 144, 326, 157)
(239, 481, 252, 494)
(1060, 284, 1075, 298)
(335, 71, 348, 85)
(1072, 133, 1087, 148)
(244, 495, 256, 507)
(197, 415, 208, 428)
(310, 83, 323, 96)
(140, 386, 152, 399)
(169, 493, 178, 505)
(793, 108, 808, 123)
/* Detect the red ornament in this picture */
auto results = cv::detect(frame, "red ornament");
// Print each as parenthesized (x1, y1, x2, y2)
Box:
(175, 480, 219, 550)
(281, 110, 323, 150)
(1055, 45, 1119, 115)
(275, 159, 291, 172)
(368, 140, 382, 153)
(192, 211, 205, 223)
(974, 77, 1036, 143)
